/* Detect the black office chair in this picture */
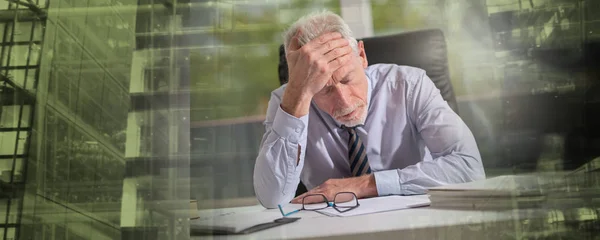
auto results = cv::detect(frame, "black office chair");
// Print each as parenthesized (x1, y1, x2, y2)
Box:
(277, 29, 458, 196)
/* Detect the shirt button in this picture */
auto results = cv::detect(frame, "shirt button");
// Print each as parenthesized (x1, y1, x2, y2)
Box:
(295, 128, 301, 133)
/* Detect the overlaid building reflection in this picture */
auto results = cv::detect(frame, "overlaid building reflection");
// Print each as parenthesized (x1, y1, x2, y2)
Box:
(0, 1, 190, 239)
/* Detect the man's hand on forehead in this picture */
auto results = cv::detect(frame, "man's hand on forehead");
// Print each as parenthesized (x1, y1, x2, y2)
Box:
(285, 31, 353, 94)
(280, 30, 353, 117)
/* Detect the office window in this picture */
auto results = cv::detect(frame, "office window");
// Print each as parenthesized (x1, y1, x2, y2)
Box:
(0, 23, 8, 41)
(97, 154, 124, 207)
(0, 131, 28, 155)
(53, 30, 82, 66)
(0, 200, 6, 225)
(78, 67, 105, 105)
(43, 109, 70, 201)
(2, 45, 35, 67)
(143, 67, 170, 92)
(182, 2, 217, 28)
(190, 49, 218, 89)
(67, 130, 94, 204)
(36, 0, 47, 8)
(103, 83, 129, 122)
(57, 2, 88, 45)
(0, 105, 31, 128)
(7, 21, 43, 42)
(0, 158, 23, 183)
(7, 69, 37, 90)
(78, 90, 103, 130)
(0, 227, 16, 240)
(0, 200, 20, 240)
(53, 68, 80, 112)
(7, 198, 19, 224)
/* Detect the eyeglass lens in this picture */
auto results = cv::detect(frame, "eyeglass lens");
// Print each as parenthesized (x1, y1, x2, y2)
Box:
(334, 192, 358, 208)
(303, 194, 329, 210)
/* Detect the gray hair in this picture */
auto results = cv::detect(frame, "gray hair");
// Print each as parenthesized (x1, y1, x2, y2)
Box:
(283, 10, 358, 54)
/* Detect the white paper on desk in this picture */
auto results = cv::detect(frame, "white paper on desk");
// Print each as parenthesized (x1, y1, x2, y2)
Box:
(316, 195, 430, 217)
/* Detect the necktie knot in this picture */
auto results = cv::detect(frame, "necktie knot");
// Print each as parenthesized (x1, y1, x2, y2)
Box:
(341, 125, 359, 133)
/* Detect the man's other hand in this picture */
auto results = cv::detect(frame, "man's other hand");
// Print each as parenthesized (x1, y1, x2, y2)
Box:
(280, 31, 353, 117)
(291, 174, 378, 204)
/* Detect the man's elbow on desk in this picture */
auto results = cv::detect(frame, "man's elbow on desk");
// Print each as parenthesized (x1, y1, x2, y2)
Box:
(456, 153, 486, 183)
(253, 176, 295, 209)
(254, 190, 293, 209)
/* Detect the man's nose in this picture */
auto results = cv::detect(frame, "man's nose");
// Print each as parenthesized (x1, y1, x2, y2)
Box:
(332, 85, 352, 107)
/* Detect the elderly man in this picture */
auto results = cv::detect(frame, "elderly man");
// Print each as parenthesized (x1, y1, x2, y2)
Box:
(253, 10, 485, 208)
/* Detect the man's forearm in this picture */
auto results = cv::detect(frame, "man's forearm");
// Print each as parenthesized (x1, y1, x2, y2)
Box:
(373, 152, 484, 196)
(356, 174, 378, 199)
(253, 103, 309, 208)
(253, 139, 303, 208)
(280, 85, 313, 118)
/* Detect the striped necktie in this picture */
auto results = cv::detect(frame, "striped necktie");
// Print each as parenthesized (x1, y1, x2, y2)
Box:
(343, 126, 372, 176)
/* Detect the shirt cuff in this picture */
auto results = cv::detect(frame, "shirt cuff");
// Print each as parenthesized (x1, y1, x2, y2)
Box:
(272, 105, 309, 144)
(374, 169, 403, 196)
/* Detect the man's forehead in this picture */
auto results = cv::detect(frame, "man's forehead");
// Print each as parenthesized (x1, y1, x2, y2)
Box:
(326, 67, 354, 87)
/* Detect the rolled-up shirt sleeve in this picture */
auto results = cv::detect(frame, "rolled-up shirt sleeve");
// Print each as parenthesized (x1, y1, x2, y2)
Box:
(375, 71, 485, 196)
(253, 89, 308, 208)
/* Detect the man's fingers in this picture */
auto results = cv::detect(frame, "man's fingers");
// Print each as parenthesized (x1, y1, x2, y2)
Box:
(303, 194, 328, 204)
(303, 32, 343, 52)
(329, 58, 353, 84)
(315, 32, 343, 45)
(315, 38, 349, 56)
(329, 53, 353, 74)
(291, 192, 308, 203)
(324, 44, 352, 63)
(291, 189, 315, 203)
(298, 195, 324, 204)
(291, 187, 327, 204)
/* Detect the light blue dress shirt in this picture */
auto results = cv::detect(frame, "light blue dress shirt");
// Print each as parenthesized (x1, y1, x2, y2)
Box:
(253, 64, 485, 208)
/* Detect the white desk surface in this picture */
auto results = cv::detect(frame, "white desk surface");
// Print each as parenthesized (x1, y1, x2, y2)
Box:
(192, 204, 546, 240)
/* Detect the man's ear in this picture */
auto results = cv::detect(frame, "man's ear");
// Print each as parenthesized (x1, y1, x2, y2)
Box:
(358, 40, 368, 68)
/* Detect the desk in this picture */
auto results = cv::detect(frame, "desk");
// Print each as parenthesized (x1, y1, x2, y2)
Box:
(192, 204, 552, 240)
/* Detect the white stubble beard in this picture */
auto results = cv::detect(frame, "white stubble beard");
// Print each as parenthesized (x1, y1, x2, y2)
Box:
(333, 103, 368, 127)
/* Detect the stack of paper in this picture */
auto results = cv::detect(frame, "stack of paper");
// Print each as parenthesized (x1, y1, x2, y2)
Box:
(427, 175, 551, 210)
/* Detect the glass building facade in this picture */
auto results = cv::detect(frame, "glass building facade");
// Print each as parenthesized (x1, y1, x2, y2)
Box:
(0, 0, 597, 239)
(0, 0, 191, 239)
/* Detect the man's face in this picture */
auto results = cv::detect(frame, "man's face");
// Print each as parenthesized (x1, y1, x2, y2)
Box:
(312, 40, 369, 127)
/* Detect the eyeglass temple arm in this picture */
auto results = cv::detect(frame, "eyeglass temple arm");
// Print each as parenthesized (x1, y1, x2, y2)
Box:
(278, 204, 300, 217)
